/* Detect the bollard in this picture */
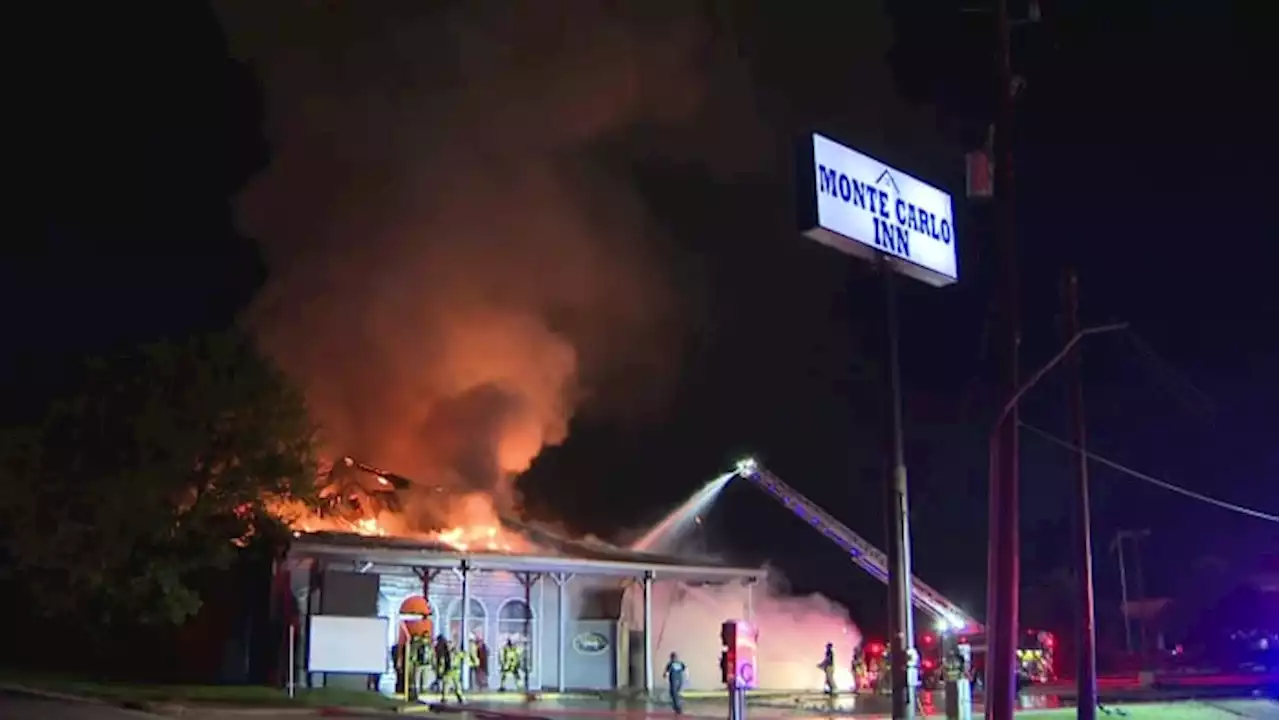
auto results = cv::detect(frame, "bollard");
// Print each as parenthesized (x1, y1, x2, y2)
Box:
(943, 678, 972, 720)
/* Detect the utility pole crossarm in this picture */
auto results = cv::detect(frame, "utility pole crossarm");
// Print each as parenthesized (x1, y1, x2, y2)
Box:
(993, 322, 1129, 433)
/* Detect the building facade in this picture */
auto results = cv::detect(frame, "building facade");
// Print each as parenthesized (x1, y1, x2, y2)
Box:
(283, 531, 762, 694)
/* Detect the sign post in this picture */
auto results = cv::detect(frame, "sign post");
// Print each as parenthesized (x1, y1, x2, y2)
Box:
(797, 132, 958, 720)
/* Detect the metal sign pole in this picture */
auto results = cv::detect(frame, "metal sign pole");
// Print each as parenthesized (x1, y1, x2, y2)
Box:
(882, 258, 917, 720)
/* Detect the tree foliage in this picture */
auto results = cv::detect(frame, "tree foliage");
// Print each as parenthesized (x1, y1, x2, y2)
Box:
(0, 330, 319, 626)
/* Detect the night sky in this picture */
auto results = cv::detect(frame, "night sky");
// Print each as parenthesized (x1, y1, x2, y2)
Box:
(15, 0, 1276, 641)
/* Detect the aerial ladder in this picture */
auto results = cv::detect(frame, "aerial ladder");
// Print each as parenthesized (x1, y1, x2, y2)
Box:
(731, 458, 982, 634)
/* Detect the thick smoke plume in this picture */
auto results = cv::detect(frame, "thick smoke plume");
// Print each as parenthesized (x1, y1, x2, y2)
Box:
(217, 2, 752, 529)
(624, 574, 862, 691)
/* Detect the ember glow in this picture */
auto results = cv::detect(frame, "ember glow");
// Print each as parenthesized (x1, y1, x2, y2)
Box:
(269, 490, 528, 553)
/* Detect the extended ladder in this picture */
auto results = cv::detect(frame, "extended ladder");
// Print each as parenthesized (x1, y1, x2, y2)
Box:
(732, 458, 981, 633)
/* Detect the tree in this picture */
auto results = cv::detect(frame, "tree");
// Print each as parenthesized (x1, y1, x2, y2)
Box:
(0, 330, 319, 627)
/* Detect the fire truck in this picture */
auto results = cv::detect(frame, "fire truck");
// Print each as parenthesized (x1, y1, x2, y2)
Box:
(730, 459, 1055, 688)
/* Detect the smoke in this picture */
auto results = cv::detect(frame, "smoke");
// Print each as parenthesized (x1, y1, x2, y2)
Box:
(624, 574, 861, 691)
(216, 1, 758, 529)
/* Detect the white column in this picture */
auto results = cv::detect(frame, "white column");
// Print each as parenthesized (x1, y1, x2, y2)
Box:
(746, 579, 755, 622)
(554, 573, 571, 692)
(642, 570, 655, 696)
(458, 560, 471, 691)
(536, 576, 545, 690)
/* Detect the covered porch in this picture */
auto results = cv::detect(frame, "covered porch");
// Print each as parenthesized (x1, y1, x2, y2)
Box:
(285, 532, 764, 694)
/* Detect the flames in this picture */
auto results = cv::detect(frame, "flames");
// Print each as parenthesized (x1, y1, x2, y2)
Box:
(262, 455, 532, 553)
(268, 492, 528, 553)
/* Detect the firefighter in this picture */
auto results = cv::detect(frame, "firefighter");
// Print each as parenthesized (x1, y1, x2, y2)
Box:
(819, 642, 836, 695)
(471, 635, 490, 690)
(432, 635, 450, 693)
(392, 641, 406, 694)
(851, 645, 867, 694)
(499, 638, 521, 691)
(439, 640, 464, 703)
(412, 633, 431, 696)
(942, 648, 963, 683)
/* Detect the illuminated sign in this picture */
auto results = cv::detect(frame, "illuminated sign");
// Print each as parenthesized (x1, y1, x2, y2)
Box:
(798, 133, 958, 287)
(573, 632, 610, 656)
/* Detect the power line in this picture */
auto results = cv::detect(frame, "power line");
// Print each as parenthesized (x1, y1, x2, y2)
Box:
(1020, 422, 1279, 523)
(1120, 331, 1217, 423)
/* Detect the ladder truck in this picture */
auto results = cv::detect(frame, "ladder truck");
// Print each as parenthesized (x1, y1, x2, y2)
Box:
(731, 458, 979, 633)
(731, 458, 1056, 687)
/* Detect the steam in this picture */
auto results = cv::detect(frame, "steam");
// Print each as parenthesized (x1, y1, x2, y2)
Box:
(216, 2, 753, 529)
(624, 575, 862, 691)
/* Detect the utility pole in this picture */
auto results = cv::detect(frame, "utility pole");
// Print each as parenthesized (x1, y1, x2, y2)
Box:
(1111, 529, 1150, 656)
(1064, 271, 1098, 720)
(985, 0, 1021, 716)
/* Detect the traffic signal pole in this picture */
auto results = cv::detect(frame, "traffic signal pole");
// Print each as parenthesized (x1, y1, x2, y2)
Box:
(984, 0, 1021, 717)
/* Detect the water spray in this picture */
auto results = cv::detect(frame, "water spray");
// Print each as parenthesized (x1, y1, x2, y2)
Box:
(630, 472, 735, 553)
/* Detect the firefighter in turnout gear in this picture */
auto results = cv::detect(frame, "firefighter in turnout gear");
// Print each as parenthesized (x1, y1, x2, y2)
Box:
(819, 642, 836, 695)
(471, 636, 490, 690)
(439, 640, 464, 703)
(432, 635, 450, 692)
(851, 646, 867, 694)
(499, 638, 522, 691)
(943, 649, 964, 682)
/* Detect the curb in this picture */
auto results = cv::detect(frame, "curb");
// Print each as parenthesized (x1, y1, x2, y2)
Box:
(425, 704, 552, 720)
(0, 683, 111, 706)
(0, 683, 412, 718)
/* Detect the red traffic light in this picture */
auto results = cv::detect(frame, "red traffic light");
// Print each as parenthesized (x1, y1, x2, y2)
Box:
(867, 642, 884, 655)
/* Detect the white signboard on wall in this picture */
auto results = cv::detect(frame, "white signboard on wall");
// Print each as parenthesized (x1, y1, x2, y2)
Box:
(307, 615, 389, 674)
(800, 133, 958, 287)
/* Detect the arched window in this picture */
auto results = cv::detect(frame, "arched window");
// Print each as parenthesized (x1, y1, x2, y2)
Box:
(447, 597, 488, 646)
(497, 599, 535, 647)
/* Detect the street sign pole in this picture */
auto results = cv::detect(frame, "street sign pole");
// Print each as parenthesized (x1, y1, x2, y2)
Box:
(882, 257, 917, 720)
(798, 132, 958, 719)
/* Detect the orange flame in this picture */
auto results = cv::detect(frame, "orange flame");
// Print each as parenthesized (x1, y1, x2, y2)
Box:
(268, 496, 526, 553)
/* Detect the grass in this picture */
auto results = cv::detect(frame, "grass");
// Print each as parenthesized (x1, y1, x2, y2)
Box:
(0, 671, 405, 709)
(1013, 701, 1272, 719)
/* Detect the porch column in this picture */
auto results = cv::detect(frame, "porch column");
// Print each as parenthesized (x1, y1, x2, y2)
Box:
(456, 560, 472, 691)
(642, 570, 655, 695)
(552, 573, 573, 692)
(515, 573, 540, 696)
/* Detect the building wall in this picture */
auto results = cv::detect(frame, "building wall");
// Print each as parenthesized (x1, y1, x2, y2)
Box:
(288, 559, 753, 693)
(375, 569, 632, 691)
(621, 581, 753, 691)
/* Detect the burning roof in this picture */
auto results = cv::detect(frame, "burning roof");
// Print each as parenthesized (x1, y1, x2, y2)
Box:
(289, 525, 765, 582)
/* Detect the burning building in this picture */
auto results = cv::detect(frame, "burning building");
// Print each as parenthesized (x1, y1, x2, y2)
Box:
(268, 456, 760, 694)
(282, 524, 763, 694)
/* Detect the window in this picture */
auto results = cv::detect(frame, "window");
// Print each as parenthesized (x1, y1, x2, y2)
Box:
(497, 599, 534, 647)
(447, 597, 488, 646)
